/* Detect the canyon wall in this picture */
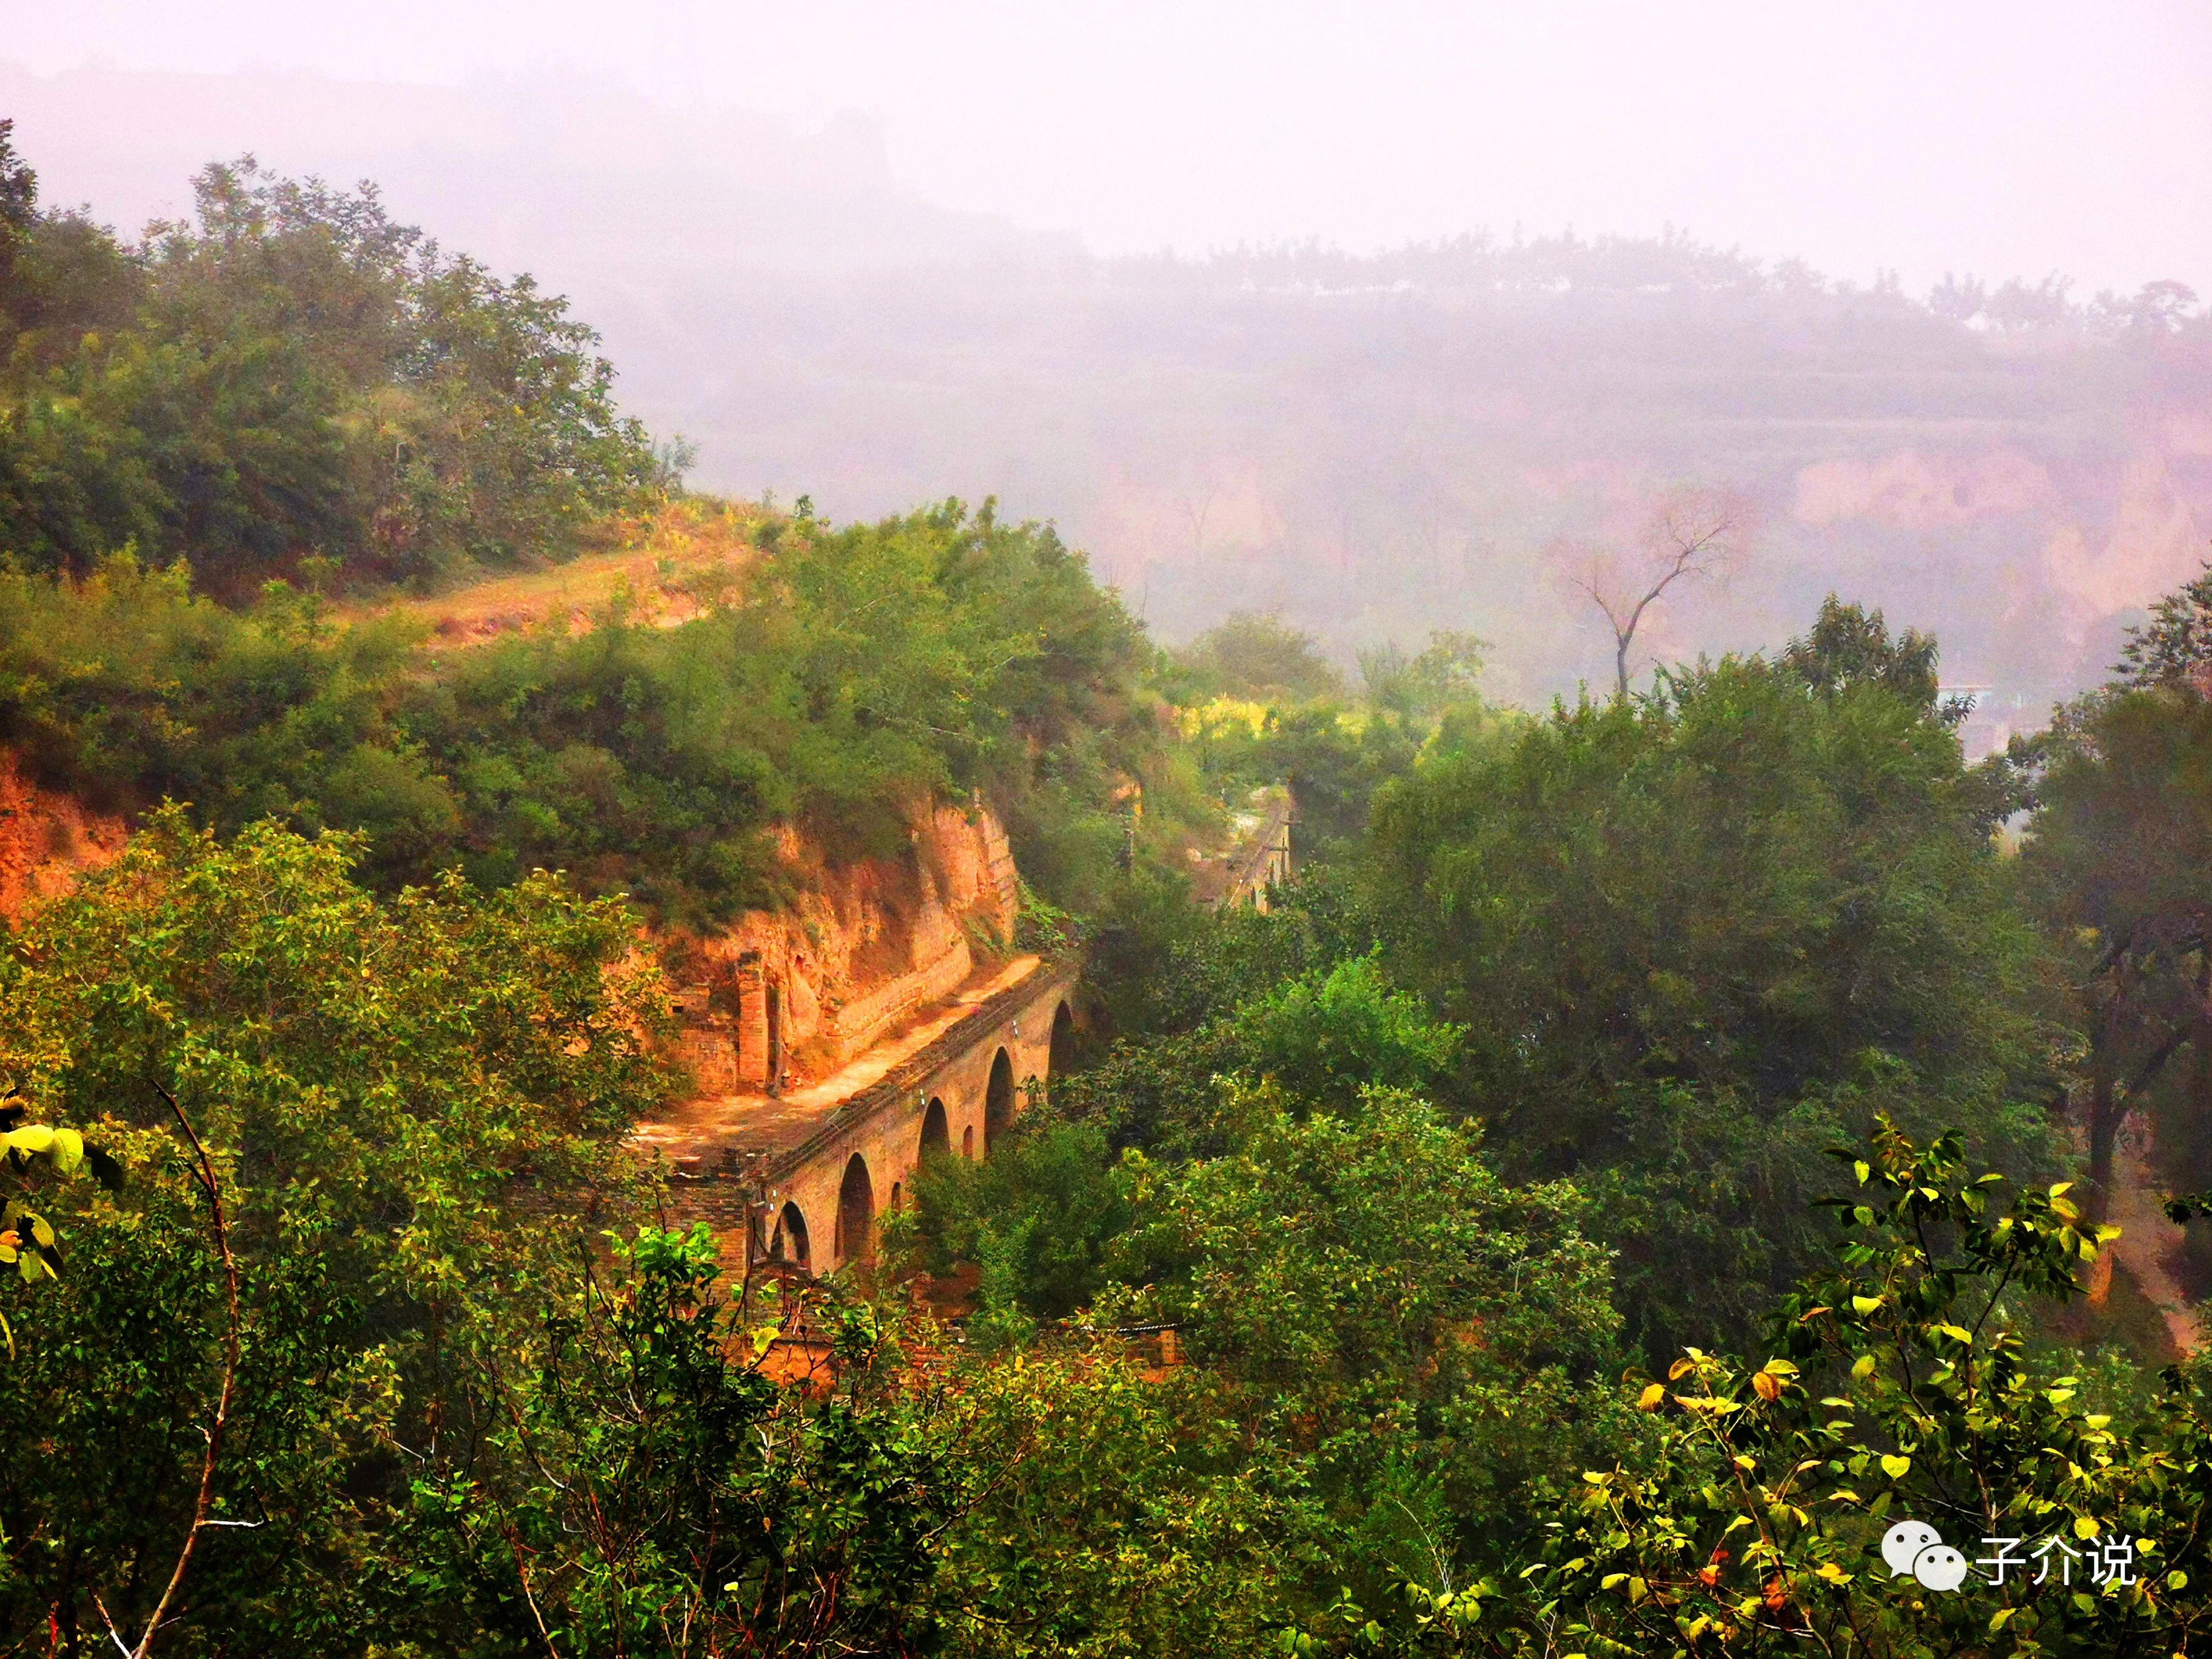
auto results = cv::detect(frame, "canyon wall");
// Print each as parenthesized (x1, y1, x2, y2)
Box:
(667, 800, 1021, 1094)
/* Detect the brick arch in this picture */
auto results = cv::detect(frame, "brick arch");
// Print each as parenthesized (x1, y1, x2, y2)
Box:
(919, 1096, 951, 1162)
(836, 1152, 874, 1267)
(1048, 999, 1077, 1081)
(769, 1200, 811, 1270)
(984, 1047, 1016, 1151)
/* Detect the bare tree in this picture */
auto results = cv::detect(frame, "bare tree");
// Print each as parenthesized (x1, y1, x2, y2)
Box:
(1181, 483, 1216, 565)
(1551, 488, 1755, 699)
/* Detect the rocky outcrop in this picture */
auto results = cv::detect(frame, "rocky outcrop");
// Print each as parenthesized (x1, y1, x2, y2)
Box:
(0, 752, 127, 930)
(666, 800, 1021, 1094)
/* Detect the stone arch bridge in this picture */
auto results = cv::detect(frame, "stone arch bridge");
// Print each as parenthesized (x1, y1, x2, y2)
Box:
(637, 955, 1080, 1276)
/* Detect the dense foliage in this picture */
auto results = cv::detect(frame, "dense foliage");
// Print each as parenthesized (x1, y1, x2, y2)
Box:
(0, 498, 1155, 923)
(1359, 622, 2062, 1350)
(0, 124, 670, 595)
(0, 814, 667, 1651)
(1378, 1121, 2212, 1659)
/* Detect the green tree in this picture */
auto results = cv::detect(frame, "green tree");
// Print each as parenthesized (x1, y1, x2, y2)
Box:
(411, 1225, 951, 1658)
(2020, 682, 2212, 1221)
(0, 811, 668, 1652)
(2115, 560, 2212, 689)
(1365, 648, 2063, 1349)
(1174, 610, 1346, 702)
(904, 1114, 1134, 1335)
(1358, 630, 1487, 724)
(0, 141, 671, 594)
(1111, 1085, 1629, 1564)
(1373, 1119, 2212, 1659)
(1781, 594, 1948, 712)
(0, 119, 34, 284)
(931, 1349, 1329, 1658)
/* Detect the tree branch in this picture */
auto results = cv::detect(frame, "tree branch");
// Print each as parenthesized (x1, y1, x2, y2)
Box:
(130, 1085, 241, 1659)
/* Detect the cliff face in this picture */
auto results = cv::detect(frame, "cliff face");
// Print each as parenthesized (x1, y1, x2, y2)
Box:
(0, 741, 1022, 1097)
(0, 751, 127, 930)
(667, 801, 1021, 1095)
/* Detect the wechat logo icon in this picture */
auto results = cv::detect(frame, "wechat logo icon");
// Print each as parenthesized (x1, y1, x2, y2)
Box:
(1882, 1520, 1969, 1592)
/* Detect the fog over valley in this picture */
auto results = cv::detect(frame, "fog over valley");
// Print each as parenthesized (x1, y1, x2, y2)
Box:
(6, 24, 2210, 714)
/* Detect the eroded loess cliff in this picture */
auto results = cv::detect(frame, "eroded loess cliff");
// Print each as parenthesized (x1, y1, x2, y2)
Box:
(663, 801, 1021, 1096)
(0, 739, 1022, 1102)
(0, 750, 126, 930)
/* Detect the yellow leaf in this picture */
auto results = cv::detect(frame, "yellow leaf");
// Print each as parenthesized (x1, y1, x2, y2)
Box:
(1880, 1454, 1911, 1479)
(2073, 1515, 2099, 1540)
(1637, 1382, 1667, 1412)
(1752, 1372, 1782, 1402)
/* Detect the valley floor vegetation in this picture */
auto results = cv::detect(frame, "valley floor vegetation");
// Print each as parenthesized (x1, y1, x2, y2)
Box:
(8, 126, 2212, 1658)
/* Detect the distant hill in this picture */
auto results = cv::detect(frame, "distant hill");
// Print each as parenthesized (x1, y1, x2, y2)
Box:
(8, 62, 2207, 705)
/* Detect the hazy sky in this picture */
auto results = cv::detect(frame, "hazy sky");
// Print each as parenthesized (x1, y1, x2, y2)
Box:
(7, 0, 2211, 295)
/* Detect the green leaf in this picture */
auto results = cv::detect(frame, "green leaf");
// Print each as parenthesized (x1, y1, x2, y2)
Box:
(50, 1128, 82, 1176)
